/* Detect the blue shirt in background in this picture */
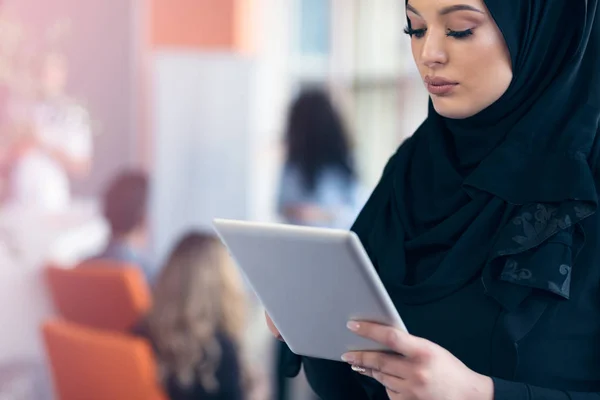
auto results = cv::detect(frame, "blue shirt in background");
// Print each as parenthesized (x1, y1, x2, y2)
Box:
(277, 164, 367, 229)
(90, 239, 155, 285)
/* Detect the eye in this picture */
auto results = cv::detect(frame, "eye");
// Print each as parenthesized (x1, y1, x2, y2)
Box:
(404, 26, 427, 39)
(446, 28, 473, 39)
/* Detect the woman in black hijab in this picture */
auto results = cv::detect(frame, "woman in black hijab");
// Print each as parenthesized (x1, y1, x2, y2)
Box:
(267, 0, 600, 398)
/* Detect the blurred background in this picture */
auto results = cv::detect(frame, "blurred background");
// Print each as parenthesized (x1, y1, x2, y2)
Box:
(0, 0, 429, 399)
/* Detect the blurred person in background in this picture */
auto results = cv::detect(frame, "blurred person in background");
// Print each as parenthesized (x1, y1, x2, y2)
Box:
(275, 88, 365, 399)
(277, 88, 366, 229)
(8, 51, 92, 211)
(88, 170, 155, 283)
(138, 232, 249, 400)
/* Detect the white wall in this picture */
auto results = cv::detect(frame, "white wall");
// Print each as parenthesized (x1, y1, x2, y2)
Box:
(247, 0, 294, 223)
(150, 52, 255, 262)
(148, 1, 298, 261)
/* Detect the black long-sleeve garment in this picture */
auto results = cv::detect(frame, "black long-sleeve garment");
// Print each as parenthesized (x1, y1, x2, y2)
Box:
(284, 140, 600, 399)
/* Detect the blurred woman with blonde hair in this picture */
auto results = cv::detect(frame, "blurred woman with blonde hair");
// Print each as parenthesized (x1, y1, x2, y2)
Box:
(141, 232, 247, 400)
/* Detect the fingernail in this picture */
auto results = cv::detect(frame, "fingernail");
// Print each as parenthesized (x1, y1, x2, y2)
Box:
(347, 321, 360, 331)
(351, 365, 367, 374)
(341, 353, 354, 363)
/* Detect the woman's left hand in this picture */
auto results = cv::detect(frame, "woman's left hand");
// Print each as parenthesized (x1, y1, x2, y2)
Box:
(342, 321, 494, 400)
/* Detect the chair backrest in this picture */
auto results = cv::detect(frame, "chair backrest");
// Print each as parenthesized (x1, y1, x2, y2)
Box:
(46, 262, 151, 332)
(42, 320, 166, 400)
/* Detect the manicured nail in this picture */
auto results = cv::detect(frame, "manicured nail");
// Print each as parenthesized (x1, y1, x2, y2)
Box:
(341, 353, 354, 363)
(351, 365, 367, 374)
(347, 321, 360, 331)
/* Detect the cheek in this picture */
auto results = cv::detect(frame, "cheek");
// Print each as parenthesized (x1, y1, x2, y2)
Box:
(458, 41, 511, 96)
(480, 52, 511, 98)
(475, 32, 512, 83)
(464, 48, 494, 84)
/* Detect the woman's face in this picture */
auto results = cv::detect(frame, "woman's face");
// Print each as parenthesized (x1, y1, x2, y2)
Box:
(407, 0, 512, 119)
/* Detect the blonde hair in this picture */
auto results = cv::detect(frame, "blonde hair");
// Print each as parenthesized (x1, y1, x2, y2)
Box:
(145, 232, 246, 392)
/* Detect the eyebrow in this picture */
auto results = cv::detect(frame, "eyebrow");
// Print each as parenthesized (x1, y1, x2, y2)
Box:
(406, 3, 484, 17)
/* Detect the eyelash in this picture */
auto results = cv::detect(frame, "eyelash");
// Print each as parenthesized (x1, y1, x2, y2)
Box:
(403, 27, 427, 38)
(447, 28, 474, 39)
(403, 26, 474, 39)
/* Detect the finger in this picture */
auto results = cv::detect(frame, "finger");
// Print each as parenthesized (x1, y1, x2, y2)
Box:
(265, 312, 284, 341)
(342, 351, 411, 379)
(372, 370, 406, 394)
(347, 321, 429, 360)
(349, 365, 405, 394)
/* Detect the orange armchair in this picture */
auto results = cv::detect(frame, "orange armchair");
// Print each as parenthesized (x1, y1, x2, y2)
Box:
(45, 262, 151, 332)
(43, 320, 167, 400)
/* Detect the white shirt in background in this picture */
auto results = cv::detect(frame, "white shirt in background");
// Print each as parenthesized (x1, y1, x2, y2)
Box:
(10, 99, 92, 212)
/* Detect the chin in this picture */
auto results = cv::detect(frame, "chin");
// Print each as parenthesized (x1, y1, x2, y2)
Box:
(431, 98, 480, 120)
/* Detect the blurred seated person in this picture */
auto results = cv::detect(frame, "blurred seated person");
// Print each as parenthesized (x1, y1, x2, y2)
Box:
(88, 170, 154, 283)
(137, 232, 247, 400)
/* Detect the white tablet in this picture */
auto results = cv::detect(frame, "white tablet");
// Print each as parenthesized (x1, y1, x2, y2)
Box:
(212, 218, 407, 362)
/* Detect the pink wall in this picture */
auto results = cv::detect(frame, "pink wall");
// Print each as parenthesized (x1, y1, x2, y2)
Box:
(4, 0, 141, 195)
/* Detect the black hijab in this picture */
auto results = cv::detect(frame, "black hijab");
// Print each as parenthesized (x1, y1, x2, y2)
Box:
(352, 0, 600, 309)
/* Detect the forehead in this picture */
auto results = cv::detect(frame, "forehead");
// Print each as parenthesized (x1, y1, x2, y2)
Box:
(407, 0, 487, 13)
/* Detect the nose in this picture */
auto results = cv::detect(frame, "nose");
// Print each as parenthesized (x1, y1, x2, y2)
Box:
(419, 31, 448, 69)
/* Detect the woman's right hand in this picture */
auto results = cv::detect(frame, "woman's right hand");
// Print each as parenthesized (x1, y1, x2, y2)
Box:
(265, 311, 284, 341)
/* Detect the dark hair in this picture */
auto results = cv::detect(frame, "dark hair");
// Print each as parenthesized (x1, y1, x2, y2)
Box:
(103, 170, 149, 237)
(284, 88, 355, 192)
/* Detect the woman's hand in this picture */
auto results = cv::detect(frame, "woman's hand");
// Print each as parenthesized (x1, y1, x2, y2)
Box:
(265, 311, 284, 341)
(342, 321, 493, 400)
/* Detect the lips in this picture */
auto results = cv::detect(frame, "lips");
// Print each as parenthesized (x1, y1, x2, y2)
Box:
(424, 76, 458, 96)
